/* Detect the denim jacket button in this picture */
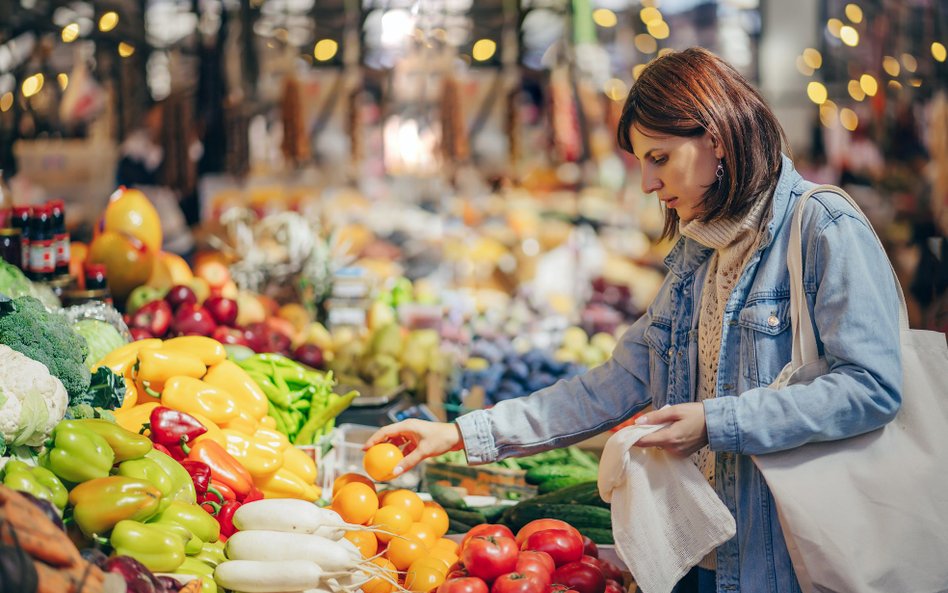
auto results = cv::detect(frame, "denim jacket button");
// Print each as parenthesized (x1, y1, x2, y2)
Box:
(767, 315, 779, 327)
(667, 348, 674, 357)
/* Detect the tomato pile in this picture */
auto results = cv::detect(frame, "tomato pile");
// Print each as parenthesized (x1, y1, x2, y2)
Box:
(439, 519, 625, 593)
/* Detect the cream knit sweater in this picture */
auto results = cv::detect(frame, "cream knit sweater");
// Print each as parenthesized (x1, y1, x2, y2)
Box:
(678, 193, 773, 570)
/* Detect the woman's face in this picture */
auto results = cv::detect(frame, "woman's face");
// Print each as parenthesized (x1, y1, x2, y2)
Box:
(630, 124, 723, 222)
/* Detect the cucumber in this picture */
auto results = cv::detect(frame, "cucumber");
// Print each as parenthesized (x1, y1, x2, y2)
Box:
(527, 481, 609, 508)
(475, 504, 510, 523)
(524, 465, 597, 486)
(502, 503, 611, 533)
(429, 483, 470, 510)
(445, 507, 487, 525)
(538, 476, 594, 494)
(579, 527, 614, 545)
(448, 519, 475, 534)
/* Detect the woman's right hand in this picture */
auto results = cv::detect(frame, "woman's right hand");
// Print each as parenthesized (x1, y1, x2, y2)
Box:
(363, 420, 464, 475)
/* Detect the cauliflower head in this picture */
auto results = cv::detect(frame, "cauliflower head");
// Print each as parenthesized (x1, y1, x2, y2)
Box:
(0, 344, 69, 452)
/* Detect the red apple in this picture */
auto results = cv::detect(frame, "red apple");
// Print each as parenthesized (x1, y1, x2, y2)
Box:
(129, 327, 155, 341)
(165, 284, 198, 310)
(130, 299, 173, 338)
(204, 295, 239, 326)
(243, 322, 292, 355)
(212, 325, 250, 347)
(172, 304, 218, 336)
(293, 343, 325, 369)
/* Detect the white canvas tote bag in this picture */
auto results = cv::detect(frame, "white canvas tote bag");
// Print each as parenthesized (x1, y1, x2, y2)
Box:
(752, 185, 948, 593)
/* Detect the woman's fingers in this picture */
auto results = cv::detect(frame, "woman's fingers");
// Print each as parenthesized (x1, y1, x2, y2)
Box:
(363, 420, 418, 450)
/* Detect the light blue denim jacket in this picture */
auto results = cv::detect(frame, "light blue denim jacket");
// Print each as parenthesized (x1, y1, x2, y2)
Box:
(455, 156, 903, 593)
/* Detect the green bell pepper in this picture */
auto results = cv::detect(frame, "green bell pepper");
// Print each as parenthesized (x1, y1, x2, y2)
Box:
(145, 449, 197, 504)
(75, 418, 153, 462)
(173, 557, 219, 593)
(67, 476, 162, 536)
(192, 540, 226, 568)
(111, 519, 186, 572)
(150, 501, 220, 544)
(150, 521, 203, 555)
(116, 457, 174, 510)
(40, 421, 114, 483)
(1, 460, 68, 509)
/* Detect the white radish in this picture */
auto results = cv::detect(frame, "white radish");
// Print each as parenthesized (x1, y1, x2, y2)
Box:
(234, 499, 382, 540)
(214, 560, 326, 593)
(226, 530, 369, 572)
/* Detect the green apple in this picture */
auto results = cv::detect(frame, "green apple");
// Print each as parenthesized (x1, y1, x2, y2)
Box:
(125, 284, 167, 315)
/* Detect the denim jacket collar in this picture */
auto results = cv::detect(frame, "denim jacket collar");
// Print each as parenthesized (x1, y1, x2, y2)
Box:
(663, 154, 802, 279)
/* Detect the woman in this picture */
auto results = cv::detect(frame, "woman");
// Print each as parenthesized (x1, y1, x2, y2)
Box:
(366, 48, 902, 593)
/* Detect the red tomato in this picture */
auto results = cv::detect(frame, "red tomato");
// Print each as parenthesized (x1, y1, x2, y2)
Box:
(491, 573, 546, 593)
(521, 530, 584, 567)
(461, 536, 520, 583)
(577, 557, 622, 584)
(517, 551, 555, 577)
(551, 562, 606, 593)
(580, 536, 598, 558)
(438, 577, 490, 593)
(516, 520, 582, 547)
(461, 524, 516, 552)
(604, 580, 624, 593)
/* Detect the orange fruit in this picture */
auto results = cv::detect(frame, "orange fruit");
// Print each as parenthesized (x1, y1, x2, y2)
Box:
(405, 523, 437, 549)
(334, 472, 376, 496)
(385, 534, 426, 571)
(372, 506, 413, 543)
(87, 231, 155, 302)
(405, 558, 447, 592)
(418, 502, 450, 538)
(362, 557, 398, 593)
(383, 489, 425, 521)
(364, 443, 404, 482)
(344, 530, 379, 558)
(102, 187, 162, 254)
(332, 482, 379, 525)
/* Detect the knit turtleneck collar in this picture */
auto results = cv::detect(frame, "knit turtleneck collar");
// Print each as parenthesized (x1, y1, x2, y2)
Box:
(679, 191, 773, 251)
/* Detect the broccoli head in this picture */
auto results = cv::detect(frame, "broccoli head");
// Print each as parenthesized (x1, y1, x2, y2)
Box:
(0, 296, 90, 398)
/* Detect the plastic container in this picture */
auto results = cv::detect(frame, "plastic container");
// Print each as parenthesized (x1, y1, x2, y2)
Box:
(314, 423, 421, 495)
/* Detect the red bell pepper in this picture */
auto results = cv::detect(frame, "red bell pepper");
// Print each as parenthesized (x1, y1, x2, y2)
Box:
(208, 480, 236, 502)
(149, 406, 207, 449)
(180, 460, 212, 496)
(152, 442, 175, 457)
(185, 440, 253, 498)
(241, 486, 264, 503)
(216, 500, 242, 538)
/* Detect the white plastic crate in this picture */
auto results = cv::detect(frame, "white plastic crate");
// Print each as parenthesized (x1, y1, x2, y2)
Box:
(316, 423, 421, 495)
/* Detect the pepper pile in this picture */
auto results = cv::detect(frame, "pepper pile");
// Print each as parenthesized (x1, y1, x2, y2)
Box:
(0, 418, 224, 592)
(235, 353, 357, 445)
(101, 336, 320, 502)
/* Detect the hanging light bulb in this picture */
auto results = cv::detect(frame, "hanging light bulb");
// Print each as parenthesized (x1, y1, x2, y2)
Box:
(882, 56, 900, 77)
(819, 100, 838, 128)
(932, 42, 946, 63)
(802, 48, 822, 69)
(840, 108, 858, 131)
(848, 80, 866, 101)
(807, 81, 828, 104)
(61, 23, 80, 43)
(844, 4, 863, 24)
(859, 74, 878, 96)
(840, 26, 859, 47)
(827, 19, 843, 38)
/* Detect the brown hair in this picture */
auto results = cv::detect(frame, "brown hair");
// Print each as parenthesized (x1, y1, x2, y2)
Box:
(617, 47, 788, 239)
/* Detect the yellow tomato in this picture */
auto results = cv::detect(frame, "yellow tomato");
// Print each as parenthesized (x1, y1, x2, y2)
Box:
(383, 489, 424, 521)
(405, 523, 437, 549)
(385, 534, 426, 571)
(362, 557, 398, 593)
(432, 537, 459, 554)
(364, 443, 404, 482)
(344, 530, 379, 558)
(334, 472, 376, 496)
(405, 558, 447, 592)
(418, 502, 450, 539)
(332, 482, 379, 525)
(372, 506, 412, 543)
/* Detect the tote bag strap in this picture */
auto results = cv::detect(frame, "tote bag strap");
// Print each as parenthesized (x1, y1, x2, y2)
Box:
(788, 185, 909, 369)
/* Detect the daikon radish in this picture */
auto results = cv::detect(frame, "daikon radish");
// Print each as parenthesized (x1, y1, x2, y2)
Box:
(214, 559, 324, 593)
(226, 530, 369, 572)
(233, 499, 382, 539)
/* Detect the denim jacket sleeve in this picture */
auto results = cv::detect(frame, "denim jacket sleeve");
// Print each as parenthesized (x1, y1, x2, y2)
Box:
(456, 312, 654, 464)
(704, 193, 903, 454)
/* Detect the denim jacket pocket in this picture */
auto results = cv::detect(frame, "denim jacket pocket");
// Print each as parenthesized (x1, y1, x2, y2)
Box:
(738, 298, 792, 386)
(644, 320, 672, 406)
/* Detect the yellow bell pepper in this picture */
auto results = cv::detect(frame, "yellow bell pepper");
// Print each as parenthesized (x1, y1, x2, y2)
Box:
(184, 412, 225, 447)
(119, 375, 139, 411)
(92, 339, 163, 374)
(115, 402, 161, 435)
(218, 409, 259, 435)
(221, 429, 283, 478)
(134, 376, 163, 406)
(259, 416, 277, 430)
(254, 467, 320, 501)
(161, 336, 227, 366)
(161, 377, 238, 425)
(139, 349, 207, 384)
(281, 445, 318, 485)
(253, 428, 290, 451)
(203, 361, 270, 420)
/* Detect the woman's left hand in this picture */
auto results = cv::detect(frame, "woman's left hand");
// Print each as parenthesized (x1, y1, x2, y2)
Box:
(633, 402, 709, 457)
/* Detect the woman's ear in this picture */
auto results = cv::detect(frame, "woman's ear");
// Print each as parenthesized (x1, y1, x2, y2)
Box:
(709, 135, 725, 160)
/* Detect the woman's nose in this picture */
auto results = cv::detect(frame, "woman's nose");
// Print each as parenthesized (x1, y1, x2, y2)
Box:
(641, 170, 662, 194)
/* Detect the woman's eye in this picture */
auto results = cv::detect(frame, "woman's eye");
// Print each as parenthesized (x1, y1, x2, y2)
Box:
(652, 156, 666, 165)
